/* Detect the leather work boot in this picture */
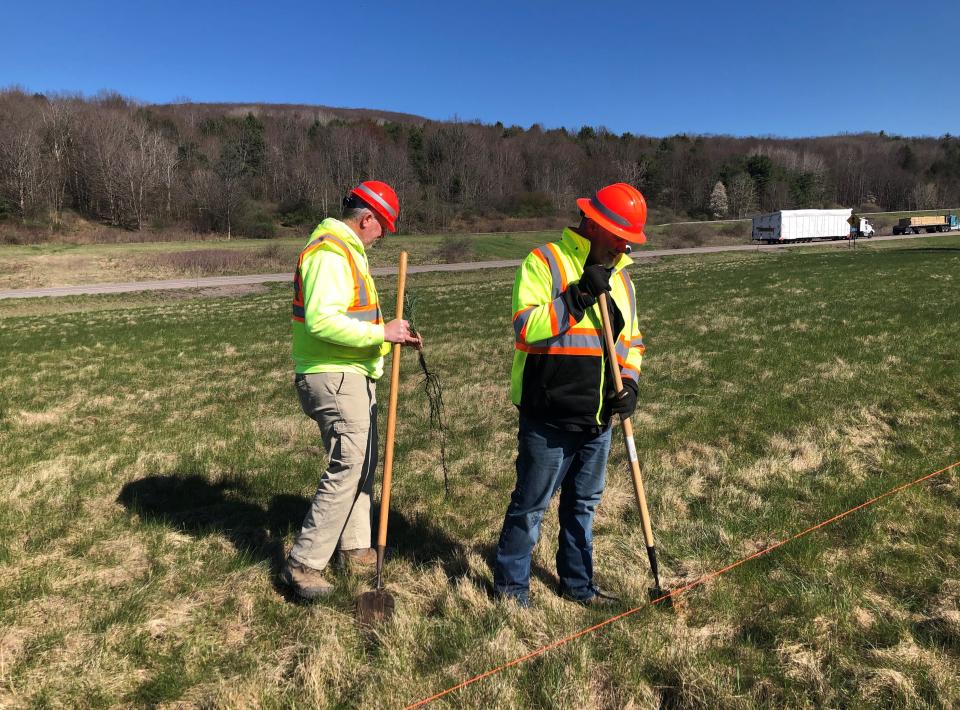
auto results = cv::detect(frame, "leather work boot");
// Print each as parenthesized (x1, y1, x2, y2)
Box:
(339, 547, 378, 571)
(280, 557, 334, 600)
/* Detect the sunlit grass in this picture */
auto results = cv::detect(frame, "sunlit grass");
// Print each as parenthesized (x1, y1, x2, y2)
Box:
(1, 237, 959, 706)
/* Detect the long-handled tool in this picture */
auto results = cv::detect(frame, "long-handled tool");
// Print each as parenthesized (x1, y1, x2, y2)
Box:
(357, 251, 408, 624)
(597, 292, 673, 608)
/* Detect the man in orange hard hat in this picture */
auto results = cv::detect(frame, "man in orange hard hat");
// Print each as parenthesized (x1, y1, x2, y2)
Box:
(282, 180, 422, 600)
(495, 183, 648, 608)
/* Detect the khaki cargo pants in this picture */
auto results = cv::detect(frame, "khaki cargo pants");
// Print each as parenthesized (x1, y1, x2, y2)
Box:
(289, 371, 377, 570)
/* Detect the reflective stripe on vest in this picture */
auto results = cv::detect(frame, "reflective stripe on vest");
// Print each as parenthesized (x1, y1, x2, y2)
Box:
(519, 244, 642, 362)
(616, 269, 644, 372)
(292, 233, 381, 324)
(521, 243, 602, 353)
(516, 327, 602, 357)
(531, 243, 567, 298)
(522, 244, 578, 338)
(512, 300, 576, 341)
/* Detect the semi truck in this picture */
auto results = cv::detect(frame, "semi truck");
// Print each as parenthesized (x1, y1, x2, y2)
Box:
(892, 214, 959, 235)
(751, 208, 874, 244)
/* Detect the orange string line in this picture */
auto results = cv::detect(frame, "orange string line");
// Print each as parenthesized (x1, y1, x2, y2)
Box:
(404, 458, 960, 709)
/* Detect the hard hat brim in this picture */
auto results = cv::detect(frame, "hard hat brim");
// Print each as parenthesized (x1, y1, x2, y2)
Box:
(577, 198, 647, 244)
(380, 216, 397, 233)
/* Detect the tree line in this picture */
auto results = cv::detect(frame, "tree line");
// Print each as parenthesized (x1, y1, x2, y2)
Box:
(1, 88, 959, 239)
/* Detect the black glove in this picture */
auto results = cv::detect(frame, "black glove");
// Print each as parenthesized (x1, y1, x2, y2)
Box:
(579, 264, 612, 298)
(606, 380, 638, 418)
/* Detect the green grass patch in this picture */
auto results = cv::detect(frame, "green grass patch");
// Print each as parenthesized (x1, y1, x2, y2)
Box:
(1, 237, 959, 706)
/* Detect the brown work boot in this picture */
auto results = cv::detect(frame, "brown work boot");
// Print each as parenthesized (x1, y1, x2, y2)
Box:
(339, 547, 378, 571)
(280, 557, 334, 600)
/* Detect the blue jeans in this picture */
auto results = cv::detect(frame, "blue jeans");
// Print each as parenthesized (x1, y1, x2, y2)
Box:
(494, 417, 612, 604)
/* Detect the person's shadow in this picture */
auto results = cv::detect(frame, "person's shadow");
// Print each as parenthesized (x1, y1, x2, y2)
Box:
(117, 474, 306, 593)
(116, 472, 489, 599)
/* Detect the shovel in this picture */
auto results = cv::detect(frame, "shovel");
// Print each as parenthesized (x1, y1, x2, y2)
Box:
(357, 251, 408, 624)
(597, 292, 673, 609)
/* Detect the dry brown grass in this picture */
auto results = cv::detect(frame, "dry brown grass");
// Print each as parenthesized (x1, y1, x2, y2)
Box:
(2, 244, 959, 706)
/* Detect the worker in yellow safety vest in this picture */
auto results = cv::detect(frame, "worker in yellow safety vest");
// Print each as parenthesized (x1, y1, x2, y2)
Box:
(281, 181, 422, 601)
(494, 183, 648, 608)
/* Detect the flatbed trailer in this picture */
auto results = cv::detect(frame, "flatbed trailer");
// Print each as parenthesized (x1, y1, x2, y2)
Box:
(893, 214, 959, 235)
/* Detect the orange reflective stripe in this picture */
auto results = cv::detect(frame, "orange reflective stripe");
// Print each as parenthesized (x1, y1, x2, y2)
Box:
(304, 234, 365, 305)
(293, 233, 379, 323)
(513, 306, 533, 322)
(513, 306, 535, 341)
(320, 235, 362, 305)
(517, 344, 603, 356)
(544, 243, 568, 290)
(300, 240, 325, 257)
(532, 245, 564, 297)
(548, 301, 559, 335)
(618, 270, 635, 327)
(292, 269, 304, 308)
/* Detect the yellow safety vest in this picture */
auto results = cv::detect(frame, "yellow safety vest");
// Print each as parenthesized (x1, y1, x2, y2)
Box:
(511, 227, 644, 427)
(291, 218, 390, 378)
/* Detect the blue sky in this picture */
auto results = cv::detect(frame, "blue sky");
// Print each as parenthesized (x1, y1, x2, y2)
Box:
(3, 0, 958, 138)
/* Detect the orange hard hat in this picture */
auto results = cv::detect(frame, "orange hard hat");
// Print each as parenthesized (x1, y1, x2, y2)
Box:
(351, 180, 399, 232)
(577, 183, 648, 244)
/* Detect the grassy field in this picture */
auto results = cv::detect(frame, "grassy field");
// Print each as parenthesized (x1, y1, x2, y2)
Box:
(1, 236, 959, 707)
(0, 221, 755, 291)
(2, 207, 957, 291)
(0, 230, 549, 290)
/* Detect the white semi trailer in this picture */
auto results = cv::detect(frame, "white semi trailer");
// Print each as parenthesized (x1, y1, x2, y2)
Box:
(751, 209, 874, 243)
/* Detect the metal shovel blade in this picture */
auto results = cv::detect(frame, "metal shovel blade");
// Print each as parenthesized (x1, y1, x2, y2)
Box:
(357, 589, 395, 624)
(648, 586, 675, 610)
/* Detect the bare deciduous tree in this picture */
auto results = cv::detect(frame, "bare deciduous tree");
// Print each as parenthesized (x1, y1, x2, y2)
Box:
(40, 101, 76, 225)
(727, 173, 758, 218)
(911, 182, 938, 210)
(2, 89, 958, 240)
(121, 121, 170, 230)
(1, 127, 45, 219)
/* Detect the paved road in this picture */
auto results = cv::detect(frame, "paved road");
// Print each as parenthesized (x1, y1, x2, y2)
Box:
(0, 232, 947, 300)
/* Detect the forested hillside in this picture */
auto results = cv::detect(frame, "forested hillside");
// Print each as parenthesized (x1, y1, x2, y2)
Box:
(1, 89, 958, 241)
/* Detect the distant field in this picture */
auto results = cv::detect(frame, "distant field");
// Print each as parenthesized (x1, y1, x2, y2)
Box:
(1, 237, 959, 707)
(0, 231, 554, 290)
(2, 209, 956, 290)
(0, 220, 756, 290)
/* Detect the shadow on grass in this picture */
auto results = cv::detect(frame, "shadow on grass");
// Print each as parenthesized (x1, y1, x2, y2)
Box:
(117, 474, 307, 596)
(117, 474, 480, 599)
(384, 513, 560, 602)
(389, 509, 464, 569)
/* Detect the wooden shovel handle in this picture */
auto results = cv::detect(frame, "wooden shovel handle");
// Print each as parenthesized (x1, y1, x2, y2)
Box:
(376, 251, 407, 549)
(597, 292, 656, 549)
